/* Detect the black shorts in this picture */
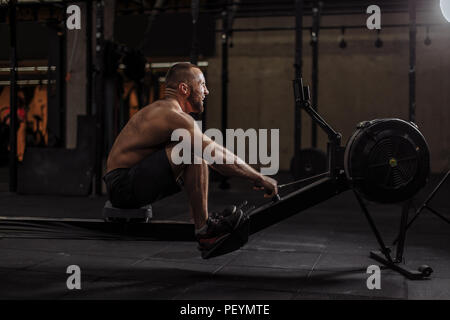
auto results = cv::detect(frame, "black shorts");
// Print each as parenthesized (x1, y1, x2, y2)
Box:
(103, 148, 182, 208)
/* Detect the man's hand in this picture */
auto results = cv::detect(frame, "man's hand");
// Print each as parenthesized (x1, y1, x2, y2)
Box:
(254, 175, 278, 198)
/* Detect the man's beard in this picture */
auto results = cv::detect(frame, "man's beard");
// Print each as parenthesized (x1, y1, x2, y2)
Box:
(188, 91, 203, 113)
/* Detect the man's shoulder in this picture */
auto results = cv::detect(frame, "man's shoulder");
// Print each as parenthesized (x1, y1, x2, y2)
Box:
(138, 100, 174, 119)
(142, 100, 192, 128)
(143, 99, 179, 115)
(150, 98, 174, 108)
(140, 99, 168, 112)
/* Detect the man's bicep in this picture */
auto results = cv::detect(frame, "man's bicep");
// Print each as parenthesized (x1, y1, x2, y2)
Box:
(168, 113, 197, 145)
(169, 113, 213, 152)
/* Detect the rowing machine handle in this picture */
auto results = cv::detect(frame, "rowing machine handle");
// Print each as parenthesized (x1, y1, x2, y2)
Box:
(265, 189, 281, 202)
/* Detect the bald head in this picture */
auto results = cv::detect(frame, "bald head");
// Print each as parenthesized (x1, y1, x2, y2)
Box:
(163, 62, 209, 114)
(165, 62, 201, 89)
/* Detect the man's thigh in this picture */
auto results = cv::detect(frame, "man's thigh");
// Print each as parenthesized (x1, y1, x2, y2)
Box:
(130, 148, 182, 206)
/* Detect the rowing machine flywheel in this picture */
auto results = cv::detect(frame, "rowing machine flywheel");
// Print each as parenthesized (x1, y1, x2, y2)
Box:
(344, 119, 430, 204)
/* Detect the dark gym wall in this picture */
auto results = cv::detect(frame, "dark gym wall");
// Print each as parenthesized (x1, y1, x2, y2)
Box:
(114, 13, 215, 57)
(0, 22, 51, 60)
(205, 11, 450, 173)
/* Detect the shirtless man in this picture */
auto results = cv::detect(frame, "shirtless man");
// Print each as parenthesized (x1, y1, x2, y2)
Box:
(104, 62, 278, 256)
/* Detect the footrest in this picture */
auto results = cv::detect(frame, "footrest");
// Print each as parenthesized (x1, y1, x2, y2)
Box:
(103, 201, 153, 223)
(201, 214, 250, 259)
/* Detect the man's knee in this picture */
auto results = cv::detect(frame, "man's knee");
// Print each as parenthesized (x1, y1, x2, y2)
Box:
(166, 146, 207, 180)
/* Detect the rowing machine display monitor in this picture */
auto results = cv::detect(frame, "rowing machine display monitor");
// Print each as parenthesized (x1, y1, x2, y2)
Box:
(344, 119, 430, 203)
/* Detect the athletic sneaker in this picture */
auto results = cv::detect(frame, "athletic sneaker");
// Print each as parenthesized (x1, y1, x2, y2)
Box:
(209, 205, 237, 220)
(196, 209, 245, 252)
(209, 201, 250, 220)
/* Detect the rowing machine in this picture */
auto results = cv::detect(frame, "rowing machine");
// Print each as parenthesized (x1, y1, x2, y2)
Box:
(0, 77, 433, 279)
(241, 78, 432, 279)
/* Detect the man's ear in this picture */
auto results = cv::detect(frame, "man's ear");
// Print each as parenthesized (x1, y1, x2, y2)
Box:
(179, 83, 190, 96)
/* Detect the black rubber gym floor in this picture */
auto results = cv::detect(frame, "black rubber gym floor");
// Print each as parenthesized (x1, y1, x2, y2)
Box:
(0, 170, 449, 300)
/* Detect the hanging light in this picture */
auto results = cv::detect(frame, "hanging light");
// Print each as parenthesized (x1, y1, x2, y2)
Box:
(339, 27, 347, 49)
(440, 0, 450, 22)
(374, 29, 383, 48)
(309, 28, 317, 46)
(424, 26, 431, 46)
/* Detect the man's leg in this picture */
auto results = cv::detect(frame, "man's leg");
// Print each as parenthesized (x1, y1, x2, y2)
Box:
(165, 146, 209, 230)
(184, 157, 209, 229)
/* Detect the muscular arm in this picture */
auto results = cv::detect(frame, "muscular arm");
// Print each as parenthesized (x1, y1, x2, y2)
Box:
(169, 111, 264, 184)
(209, 139, 263, 183)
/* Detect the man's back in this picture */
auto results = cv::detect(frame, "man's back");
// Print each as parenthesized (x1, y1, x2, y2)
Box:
(106, 99, 182, 173)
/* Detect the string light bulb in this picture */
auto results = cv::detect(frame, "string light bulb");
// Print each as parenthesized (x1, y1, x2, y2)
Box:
(339, 27, 347, 49)
(440, 0, 450, 22)
(424, 26, 431, 46)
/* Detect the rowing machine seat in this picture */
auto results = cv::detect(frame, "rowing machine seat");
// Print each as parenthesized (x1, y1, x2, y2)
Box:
(103, 201, 153, 223)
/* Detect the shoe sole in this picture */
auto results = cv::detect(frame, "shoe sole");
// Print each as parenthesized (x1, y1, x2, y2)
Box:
(198, 209, 244, 252)
(200, 210, 248, 259)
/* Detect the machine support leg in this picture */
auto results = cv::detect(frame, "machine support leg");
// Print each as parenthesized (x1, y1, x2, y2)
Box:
(353, 190, 392, 262)
(354, 191, 432, 280)
(407, 170, 450, 228)
(395, 200, 412, 262)
(394, 169, 450, 245)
